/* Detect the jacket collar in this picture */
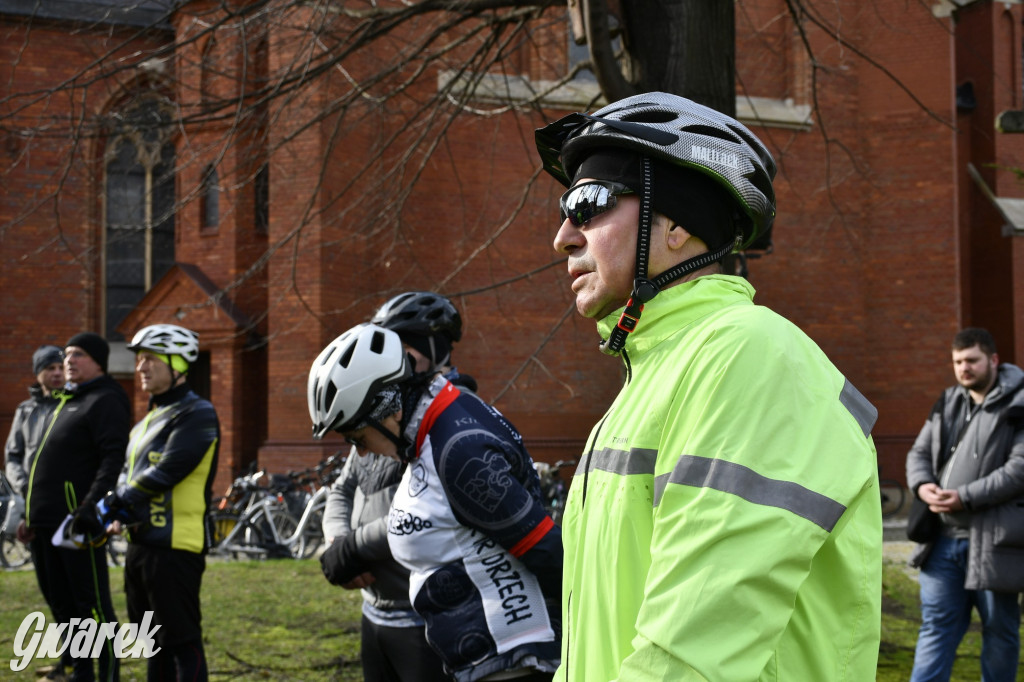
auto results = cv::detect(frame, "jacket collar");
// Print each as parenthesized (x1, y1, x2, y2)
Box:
(596, 274, 755, 356)
(65, 373, 113, 396)
(149, 382, 192, 409)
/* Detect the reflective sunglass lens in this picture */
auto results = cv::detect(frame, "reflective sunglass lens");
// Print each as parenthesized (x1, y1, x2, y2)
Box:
(560, 183, 616, 227)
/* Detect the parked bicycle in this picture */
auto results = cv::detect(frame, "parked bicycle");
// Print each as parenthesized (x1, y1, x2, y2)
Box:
(266, 452, 345, 558)
(208, 453, 344, 559)
(1, 471, 31, 569)
(879, 468, 907, 519)
(534, 459, 575, 524)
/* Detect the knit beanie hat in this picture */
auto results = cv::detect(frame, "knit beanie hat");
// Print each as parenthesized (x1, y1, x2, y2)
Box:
(66, 332, 109, 374)
(32, 345, 64, 375)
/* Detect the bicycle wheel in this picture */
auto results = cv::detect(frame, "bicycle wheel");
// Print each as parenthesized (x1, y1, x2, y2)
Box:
(246, 503, 298, 559)
(106, 534, 128, 567)
(1, 534, 31, 569)
(879, 479, 906, 518)
(296, 508, 323, 559)
(210, 511, 238, 545)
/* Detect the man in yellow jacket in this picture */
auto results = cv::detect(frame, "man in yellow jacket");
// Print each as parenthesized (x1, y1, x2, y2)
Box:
(535, 92, 882, 681)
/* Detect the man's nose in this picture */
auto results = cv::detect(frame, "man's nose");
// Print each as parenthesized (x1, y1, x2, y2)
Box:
(553, 218, 582, 254)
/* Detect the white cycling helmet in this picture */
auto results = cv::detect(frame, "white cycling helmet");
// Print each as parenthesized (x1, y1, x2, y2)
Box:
(127, 324, 200, 363)
(307, 324, 412, 439)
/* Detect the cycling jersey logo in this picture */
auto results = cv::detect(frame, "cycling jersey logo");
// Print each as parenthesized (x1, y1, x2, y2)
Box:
(408, 462, 428, 497)
(454, 453, 511, 513)
(388, 508, 432, 536)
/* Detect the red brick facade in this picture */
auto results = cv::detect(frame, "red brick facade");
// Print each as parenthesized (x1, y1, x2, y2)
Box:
(4, 0, 1024, 494)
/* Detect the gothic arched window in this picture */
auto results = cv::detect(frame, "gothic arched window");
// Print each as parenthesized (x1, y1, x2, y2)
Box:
(103, 98, 176, 339)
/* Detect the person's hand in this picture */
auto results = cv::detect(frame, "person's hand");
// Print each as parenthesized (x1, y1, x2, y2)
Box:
(70, 505, 104, 541)
(342, 572, 376, 590)
(97, 490, 132, 525)
(918, 482, 963, 513)
(917, 483, 943, 505)
(320, 535, 366, 586)
(928, 488, 963, 513)
(15, 520, 34, 544)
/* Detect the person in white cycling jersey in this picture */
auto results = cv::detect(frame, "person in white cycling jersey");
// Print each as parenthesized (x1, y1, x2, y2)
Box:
(321, 292, 469, 682)
(310, 323, 561, 682)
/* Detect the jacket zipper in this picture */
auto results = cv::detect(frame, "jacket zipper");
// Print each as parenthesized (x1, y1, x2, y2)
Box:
(566, 348, 631, 679)
(24, 392, 71, 527)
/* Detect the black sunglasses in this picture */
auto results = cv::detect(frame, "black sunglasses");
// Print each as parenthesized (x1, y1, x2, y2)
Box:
(559, 180, 635, 227)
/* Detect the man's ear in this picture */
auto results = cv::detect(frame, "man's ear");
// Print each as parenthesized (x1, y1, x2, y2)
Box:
(666, 223, 694, 251)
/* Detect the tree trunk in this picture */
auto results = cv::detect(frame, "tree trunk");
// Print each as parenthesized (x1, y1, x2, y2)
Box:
(618, 0, 735, 116)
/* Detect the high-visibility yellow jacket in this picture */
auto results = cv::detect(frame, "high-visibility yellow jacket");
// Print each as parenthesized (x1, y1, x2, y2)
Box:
(556, 275, 882, 682)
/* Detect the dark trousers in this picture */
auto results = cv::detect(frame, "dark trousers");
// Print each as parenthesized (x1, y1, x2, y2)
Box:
(124, 544, 208, 681)
(31, 531, 120, 682)
(360, 616, 450, 681)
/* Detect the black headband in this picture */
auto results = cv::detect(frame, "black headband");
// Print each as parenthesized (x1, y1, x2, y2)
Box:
(573, 148, 738, 251)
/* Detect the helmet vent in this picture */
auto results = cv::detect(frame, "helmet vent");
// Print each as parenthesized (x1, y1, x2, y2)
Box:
(620, 110, 678, 124)
(339, 343, 355, 368)
(370, 330, 386, 354)
(324, 382, 337, 411)
(680, 124, 739, 145)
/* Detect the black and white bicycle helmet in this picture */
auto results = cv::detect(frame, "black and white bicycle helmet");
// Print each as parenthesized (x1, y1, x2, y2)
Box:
(536, 92, 778, 354)
(535, 91, 776, 249)
(370, 291, 463, 343)
(127, 324, 200, 363)
(307, 324, 412, 439)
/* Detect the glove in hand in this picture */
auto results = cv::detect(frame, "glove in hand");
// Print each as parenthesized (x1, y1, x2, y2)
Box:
(70, 505, 104, 541)
(97, 490, 132, 524)
(320, 534, 365, 586)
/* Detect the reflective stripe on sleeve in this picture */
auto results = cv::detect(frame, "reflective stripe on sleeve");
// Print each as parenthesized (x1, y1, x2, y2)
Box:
(655, 455, 847, 532)
(840, 378, 877, 438)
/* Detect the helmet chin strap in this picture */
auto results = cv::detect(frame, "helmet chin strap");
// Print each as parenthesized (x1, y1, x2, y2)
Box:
(365, 417, 414, 463)
(600, 157, 736, 356)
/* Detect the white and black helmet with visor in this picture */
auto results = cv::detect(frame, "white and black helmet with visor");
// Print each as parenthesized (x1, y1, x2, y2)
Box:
(307, 324, 412, 442)
(127, 324, 200, 363)
(127, 323, 199, 380)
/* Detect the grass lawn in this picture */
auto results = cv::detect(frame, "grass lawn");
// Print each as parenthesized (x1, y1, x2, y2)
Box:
(1, 554, 1022, 680)
(0, 558, 363, 681)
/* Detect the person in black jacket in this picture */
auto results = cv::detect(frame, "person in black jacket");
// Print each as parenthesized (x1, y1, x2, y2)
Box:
(24, 332, 131, 682)
(101, 323, 220, 682)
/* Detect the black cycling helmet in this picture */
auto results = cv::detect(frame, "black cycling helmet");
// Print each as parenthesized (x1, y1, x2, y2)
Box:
(371, 291, 463, 342)
(535, 92, 777, 354)
(371, 291, 462, 369)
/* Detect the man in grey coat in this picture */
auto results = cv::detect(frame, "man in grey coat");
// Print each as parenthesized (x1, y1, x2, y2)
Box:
(906, 327, 1024, 682)
(4, 345, 65, 498)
